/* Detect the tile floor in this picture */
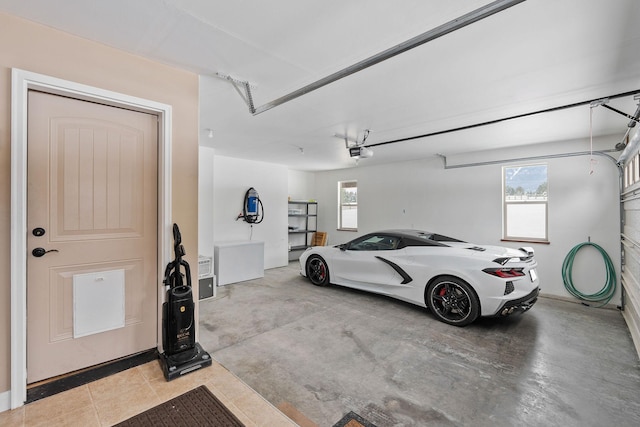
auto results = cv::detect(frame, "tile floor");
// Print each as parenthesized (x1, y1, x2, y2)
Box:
(0, 358, 298, 426)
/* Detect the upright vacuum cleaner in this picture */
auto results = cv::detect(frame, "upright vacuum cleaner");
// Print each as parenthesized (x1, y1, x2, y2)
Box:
(159, 223, 212, 381)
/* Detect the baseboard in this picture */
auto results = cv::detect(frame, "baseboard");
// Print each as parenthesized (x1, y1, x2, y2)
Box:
(538, 292, 620, 310)
(0, 390, 11, 413)
(27, 348, 157, 404)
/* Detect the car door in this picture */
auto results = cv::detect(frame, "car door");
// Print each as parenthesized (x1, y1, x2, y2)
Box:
(331, 234, 403, 292)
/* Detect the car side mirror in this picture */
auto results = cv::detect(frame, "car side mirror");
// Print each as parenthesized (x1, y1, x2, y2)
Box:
(339, 243, 347, 251)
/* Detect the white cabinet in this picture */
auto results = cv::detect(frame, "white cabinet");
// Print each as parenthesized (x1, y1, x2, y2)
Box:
(214, 241, 264, 286)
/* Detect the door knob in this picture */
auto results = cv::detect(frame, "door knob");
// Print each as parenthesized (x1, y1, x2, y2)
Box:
(32, 247, 59, 257)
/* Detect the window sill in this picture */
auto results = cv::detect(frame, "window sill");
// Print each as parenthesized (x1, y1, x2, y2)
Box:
(337, 228, 358, 232)
(501, 238, 550, 245)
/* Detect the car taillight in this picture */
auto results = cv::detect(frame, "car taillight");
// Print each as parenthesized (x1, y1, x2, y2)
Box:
(483, 267, 526, 278)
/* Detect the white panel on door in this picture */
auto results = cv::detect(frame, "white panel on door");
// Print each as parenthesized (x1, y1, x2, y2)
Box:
(73, 269, 125, 338)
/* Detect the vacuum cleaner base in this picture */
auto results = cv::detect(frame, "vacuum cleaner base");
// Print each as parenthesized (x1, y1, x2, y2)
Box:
(159, 342, 212, 381)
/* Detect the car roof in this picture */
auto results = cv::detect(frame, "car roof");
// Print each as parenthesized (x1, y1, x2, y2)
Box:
(371, 229, 466, 246)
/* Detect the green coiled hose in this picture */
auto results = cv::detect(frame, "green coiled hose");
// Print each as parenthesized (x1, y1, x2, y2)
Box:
(561, 242, 616, 307)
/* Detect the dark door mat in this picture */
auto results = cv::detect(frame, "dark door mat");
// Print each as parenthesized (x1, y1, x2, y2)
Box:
(27, 348, 157, 403)
(115, 385, 245, 427)
(333, 411, 378, 427)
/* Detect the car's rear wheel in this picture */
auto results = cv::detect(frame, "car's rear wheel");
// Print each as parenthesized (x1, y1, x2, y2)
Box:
(426, 276, 479, 326)
(306, 255, 330, 286)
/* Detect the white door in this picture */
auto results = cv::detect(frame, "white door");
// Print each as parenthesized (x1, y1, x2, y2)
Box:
(26, 91, 159, 383)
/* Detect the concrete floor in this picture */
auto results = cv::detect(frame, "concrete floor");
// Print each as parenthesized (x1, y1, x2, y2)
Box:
(199, 262, 640, 427)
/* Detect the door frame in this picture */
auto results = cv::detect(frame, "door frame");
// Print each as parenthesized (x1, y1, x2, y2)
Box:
(10, 69, 173, 409)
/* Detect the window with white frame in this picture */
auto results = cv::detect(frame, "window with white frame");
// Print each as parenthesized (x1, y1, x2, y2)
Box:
(338, 180, 357, 230)
(503, 164, 548, 242)
(624, 152, 640, 189)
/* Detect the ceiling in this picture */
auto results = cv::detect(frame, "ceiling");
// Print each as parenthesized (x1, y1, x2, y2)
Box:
(2, 0, 640, 171)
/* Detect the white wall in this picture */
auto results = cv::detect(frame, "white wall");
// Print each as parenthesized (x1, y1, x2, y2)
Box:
(313, 137, 622, 301)
(202, 137, 622, 303)
(288, 170, 316, 201)
(213, 156, 289, 269)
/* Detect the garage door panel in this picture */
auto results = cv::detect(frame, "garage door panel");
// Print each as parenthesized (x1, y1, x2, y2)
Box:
(622, 184, 640, 359)
(621, 275, 640, 357)
(624, 246, 640, 280)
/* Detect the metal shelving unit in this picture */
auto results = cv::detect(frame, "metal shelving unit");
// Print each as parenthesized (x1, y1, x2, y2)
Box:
(288, 200, 317, 259)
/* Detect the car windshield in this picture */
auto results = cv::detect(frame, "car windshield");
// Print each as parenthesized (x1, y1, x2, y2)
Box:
(343, 230, 465, 250)
(349, 235, 400, 251)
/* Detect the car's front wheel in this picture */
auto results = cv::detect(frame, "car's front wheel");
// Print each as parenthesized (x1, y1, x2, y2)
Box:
(426, 276, 480, 326)
(306, 255, 330, 286)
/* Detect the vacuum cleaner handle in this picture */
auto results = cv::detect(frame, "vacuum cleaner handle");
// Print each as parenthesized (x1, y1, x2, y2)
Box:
(180, 259, 192, 288)
(172, 224, 186, 263)
(161, 223, 192, 289)
(173, 223, 182, 246)
(162, 262, 173, 287)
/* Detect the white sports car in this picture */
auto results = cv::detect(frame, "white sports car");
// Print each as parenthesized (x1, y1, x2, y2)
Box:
(299, 230, 540, 326)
